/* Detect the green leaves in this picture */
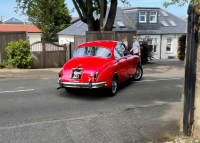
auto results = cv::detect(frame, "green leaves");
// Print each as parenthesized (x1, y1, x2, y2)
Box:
(163, 0, 199, 8)
(15, 0, 72, 42)
(5, 40, 31, 68)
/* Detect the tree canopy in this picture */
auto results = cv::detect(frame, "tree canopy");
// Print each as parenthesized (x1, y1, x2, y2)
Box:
(15, 0, 72, 42)
(163, 0, 199, 8)
(72, 0, 130, 31)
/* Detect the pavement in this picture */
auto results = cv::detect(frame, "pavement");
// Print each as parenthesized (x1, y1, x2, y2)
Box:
(0, 58, 183, 80)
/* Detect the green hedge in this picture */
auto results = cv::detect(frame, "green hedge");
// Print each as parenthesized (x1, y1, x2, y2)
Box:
(177, 34, 186, 61)
(140, 41, 154, 64)
(5, 39, 32, 68)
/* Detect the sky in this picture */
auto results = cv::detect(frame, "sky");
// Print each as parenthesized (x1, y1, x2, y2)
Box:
(0, 0, 189, 21)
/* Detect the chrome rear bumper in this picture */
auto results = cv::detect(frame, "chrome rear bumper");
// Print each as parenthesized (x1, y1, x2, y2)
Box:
(57, 78, 106, 89)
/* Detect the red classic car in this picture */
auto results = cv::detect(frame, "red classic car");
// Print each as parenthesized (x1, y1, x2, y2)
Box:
(57, 40, 143, 96)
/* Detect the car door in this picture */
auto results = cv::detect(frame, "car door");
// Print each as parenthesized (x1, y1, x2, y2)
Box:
(114, 44, 128, 82)
(127, 55, 138, 77)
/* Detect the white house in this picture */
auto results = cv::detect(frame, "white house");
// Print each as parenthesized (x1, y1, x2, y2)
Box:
(58, 7, 187, 59)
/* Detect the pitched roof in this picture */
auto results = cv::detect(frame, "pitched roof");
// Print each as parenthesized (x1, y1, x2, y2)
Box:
(123, 7, 187, 34)
(3, 16, 24, 24)
(111, 7, 137, 31)
(0, 24, 42, 33)
(58, 20, 88, 36)
(57, 7, 186, 36)
(70, 17, 80, 24)
(58, 7, 137, 36)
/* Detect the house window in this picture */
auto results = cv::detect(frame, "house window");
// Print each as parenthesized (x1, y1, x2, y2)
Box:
(116, 21, 126, 28)
(154, 38, 158, 44)
(168, 19, 177, 26)
(154, 45, 157, 52)
(160, 20, 169, 26)
(166, 38, 172, 52)
(153, 38, 158, 52)
(150, 11, 157, 23)
(139, 11, 147, 23)
(160, 11, 168, 16)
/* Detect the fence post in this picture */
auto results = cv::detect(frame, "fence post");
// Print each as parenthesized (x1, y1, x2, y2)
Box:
(42, 39, 46, 68)
(69, 43, 72, 59)
(183, 3, 197, 136)
(64, 44, 68, 62)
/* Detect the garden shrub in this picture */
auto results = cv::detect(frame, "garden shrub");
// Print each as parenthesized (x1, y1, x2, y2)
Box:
(5, 39, 32, 68)
(140, 41, 154, 64)
(177, 34, 186, 61)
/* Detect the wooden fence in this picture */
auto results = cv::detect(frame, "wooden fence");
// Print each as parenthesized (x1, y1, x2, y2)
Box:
(86, 31, 136, 50)
(0, 32, 27, 62)
(30, 40, 70, 68)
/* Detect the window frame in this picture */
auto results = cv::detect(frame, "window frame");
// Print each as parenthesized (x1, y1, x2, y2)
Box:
(166, 38, 172, 52)
(149, 11, 157, 23)
(153, 38, 158, 53)
(139, 11, 147, 23)
(114, 44, 124, 59)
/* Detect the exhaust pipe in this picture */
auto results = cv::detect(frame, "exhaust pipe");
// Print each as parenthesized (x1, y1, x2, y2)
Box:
(57, 87, 62, 90)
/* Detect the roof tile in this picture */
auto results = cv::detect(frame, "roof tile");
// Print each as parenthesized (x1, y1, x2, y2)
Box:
(0, 24, 42, 33)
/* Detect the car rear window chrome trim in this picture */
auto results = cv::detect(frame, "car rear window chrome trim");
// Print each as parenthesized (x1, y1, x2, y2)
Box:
(72, 67, 84, 71)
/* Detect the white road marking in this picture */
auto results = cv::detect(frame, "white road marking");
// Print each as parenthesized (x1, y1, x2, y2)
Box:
(133, 77, 182, 82)
(0, 89, 35, 94)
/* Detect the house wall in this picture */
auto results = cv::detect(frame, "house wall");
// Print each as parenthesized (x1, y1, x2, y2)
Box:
(138, 34, 181, 59)
(58, 35, 74, 45)
(137, 35, 161, 59)
(160, 34, 180, 59)
(28, 33, 42, 45)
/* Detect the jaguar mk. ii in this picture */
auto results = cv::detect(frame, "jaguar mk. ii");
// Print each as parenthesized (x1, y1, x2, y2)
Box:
(57, 40, 143, 96)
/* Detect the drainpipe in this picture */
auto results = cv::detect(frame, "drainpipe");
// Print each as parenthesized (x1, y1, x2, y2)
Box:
(160, 34, 162, 59)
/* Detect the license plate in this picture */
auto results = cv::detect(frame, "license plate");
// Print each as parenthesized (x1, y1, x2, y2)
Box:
(72, 71, 82, 79)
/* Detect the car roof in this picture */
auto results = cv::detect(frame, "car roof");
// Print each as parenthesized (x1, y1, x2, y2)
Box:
(77, 40, 119, 50)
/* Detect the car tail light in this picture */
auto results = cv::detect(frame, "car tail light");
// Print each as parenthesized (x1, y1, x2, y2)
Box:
(93, 71, 98, 81)
(58, 70, 63, 77)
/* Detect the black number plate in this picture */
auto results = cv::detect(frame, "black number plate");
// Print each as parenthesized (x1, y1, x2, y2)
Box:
(72, 71, 82, 79)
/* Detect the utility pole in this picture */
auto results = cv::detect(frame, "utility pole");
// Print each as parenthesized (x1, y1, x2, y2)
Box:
(99, 0, 104, 40)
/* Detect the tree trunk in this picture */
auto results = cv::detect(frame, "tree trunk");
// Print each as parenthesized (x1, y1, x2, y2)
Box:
(73, 0, 117, 31)
(104, 0, 118, 31)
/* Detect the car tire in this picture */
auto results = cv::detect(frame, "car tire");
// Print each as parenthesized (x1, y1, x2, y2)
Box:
(132, 65, 143, 81)
(108, 76, 118, 97)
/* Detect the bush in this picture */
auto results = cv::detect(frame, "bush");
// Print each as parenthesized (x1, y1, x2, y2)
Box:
(177, 34, 186, 61)
(140, 41, 154, 64)
(5, 39, 32, 68)
(0, 60, 6, 68)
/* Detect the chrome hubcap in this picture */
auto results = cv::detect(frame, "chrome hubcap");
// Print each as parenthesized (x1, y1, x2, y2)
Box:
(112, 78, 117, 93)
(134, 67, 141, 79)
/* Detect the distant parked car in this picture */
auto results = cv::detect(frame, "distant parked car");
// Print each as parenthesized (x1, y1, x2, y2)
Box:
(57, 40, 143, 96)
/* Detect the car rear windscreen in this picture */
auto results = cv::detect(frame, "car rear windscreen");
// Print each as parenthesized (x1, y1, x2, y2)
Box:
(73, 47, 111, 58)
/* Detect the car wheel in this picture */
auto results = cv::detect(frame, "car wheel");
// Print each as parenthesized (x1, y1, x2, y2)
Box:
(108, 76, 118, 97)
(132, 65, 143, 81)
(65, 87, 73, 92)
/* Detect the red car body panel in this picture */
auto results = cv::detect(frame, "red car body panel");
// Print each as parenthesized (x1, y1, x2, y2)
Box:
(58, 40, 141, 89)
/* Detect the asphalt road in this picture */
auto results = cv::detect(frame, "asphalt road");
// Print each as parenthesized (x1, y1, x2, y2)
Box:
(0, 61, 185, 143)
